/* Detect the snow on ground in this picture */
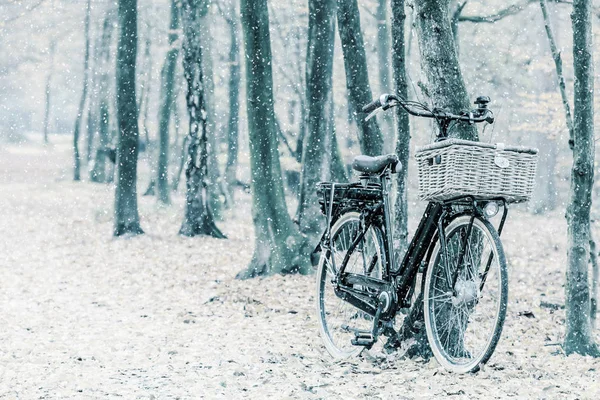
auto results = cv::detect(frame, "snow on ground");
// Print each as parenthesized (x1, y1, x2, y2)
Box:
(1, 136, 599, 399)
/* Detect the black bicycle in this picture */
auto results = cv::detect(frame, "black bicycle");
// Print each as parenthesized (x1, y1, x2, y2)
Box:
(315, 94, 510, 373)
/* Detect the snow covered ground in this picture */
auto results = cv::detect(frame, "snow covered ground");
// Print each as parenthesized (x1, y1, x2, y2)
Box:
(1, 136, 599, 399)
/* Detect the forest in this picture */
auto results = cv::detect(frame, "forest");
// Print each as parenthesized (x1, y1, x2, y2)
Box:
(1, 0, 600, 397)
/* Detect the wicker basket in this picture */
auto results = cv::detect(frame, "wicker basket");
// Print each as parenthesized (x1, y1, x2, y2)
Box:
(415, 139, 538, 203)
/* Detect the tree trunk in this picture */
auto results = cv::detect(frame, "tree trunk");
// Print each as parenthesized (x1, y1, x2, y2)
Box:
(391, 0, 410, 258)
(141, 37, 152, 146)
(141, 36, 156, 195)
(330, 128, 348, 183)
(156, 0, 180, 205)
(224, 1, 241, 201)
(86, 102, 97, 164)
(171, 84, 185, 192)
(91, 10, 115, 183)
(414, 0, 477, 140)
(297, 0, 337, 237)
(73, 0, 92, 181)
(530, 134, 557, 214)
(539, 0, 574, 150)
(237, 0, 311, 279)
(294, 95, 308, 163)
(114, 0, 144, 236)
(337, 0, 384, 156)
(385, 0, 431, 358)
(198, 8, 224, 219)
(43, 39, 56, 144)
(172, 135, 187, 192)
(87, 30, 103, 164)
(179, 0, 226, 238)
(376, 0, 394, 152)
(564, 0, 599, 357)
(389, 0, 477, 359)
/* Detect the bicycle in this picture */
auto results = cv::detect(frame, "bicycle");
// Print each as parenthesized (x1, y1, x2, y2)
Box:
(314, 94, 537, 373)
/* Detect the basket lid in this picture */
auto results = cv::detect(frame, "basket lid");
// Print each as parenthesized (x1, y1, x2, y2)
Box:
(415, 138, 538, 155)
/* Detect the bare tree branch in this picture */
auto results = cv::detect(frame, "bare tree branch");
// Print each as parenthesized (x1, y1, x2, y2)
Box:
(459, 0, 571, 23)
(539, 0, 574, 149)
(4, 0, 47, 23)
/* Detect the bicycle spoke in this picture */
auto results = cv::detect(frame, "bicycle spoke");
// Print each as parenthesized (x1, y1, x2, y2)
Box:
(428, 291, 452, 303)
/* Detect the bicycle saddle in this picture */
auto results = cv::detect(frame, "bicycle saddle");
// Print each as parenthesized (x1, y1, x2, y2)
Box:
(352, 154, 401, 174)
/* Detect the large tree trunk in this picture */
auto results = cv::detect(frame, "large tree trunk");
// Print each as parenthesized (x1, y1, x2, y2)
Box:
(237, 0, 311, 279)
(179, 0, 225, 238)
(114, 0, 144, 236)
(391, 0, 410, 258)
(156, 0, 180, 205)
(337, 0, 383, 156)
(43, 39, 56, 144)
(414, 0, 477, 140)
(73, 0, 92, 181)
(90, 10, 115, 183)
(224, 1, 241, 201)
(297, 0, 337, 236)
(564, 0, 599, 357)
(389, 0, 477, 359)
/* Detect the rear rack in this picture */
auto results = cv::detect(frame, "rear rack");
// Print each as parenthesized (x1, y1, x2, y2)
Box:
(316, 181, 383, 217)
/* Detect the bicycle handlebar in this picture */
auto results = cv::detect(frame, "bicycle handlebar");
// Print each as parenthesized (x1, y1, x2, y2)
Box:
(362, 94, 387, 114)
(362, 93, 495, 125)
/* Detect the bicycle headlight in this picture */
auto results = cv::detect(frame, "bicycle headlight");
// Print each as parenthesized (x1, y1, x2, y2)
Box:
(483, 201, 499, 218)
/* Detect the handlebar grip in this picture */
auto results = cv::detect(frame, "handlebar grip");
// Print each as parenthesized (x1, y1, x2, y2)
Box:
(362, 99, 381, 113)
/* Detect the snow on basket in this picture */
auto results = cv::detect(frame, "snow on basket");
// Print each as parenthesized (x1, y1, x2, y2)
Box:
(415, 139, 538, 203)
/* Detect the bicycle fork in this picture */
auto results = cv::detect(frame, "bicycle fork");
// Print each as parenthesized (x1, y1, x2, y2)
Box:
(437, 209, 476, 296)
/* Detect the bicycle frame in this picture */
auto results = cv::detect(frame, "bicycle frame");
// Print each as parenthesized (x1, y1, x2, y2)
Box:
(329, 168, 509, 320)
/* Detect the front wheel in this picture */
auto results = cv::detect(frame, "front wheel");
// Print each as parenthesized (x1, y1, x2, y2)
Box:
(424, 215, 508, 373)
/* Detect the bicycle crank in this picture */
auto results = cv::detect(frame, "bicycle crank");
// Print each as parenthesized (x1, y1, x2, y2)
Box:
(351, 290, 396, 348)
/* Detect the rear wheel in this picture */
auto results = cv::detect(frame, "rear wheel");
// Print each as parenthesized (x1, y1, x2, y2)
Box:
(424, 215, 508, 373)
(316, 211, 385, 359)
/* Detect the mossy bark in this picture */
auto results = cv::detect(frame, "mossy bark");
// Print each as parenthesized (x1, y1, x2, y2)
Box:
(414, 0, 477, 140)
(224, 2, 241, 201)
(237, 0, 311, 279)
(114, 0, 144, 236)
(564, 0, 599, 357)
(179, 0, 225, 239)
(391, 0, 410, 258)
(337, 0, 383, 156)
(297, 0, 337, 237)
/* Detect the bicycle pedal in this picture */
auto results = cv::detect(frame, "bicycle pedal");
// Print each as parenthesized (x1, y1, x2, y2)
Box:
(351, 332, 375, 347)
